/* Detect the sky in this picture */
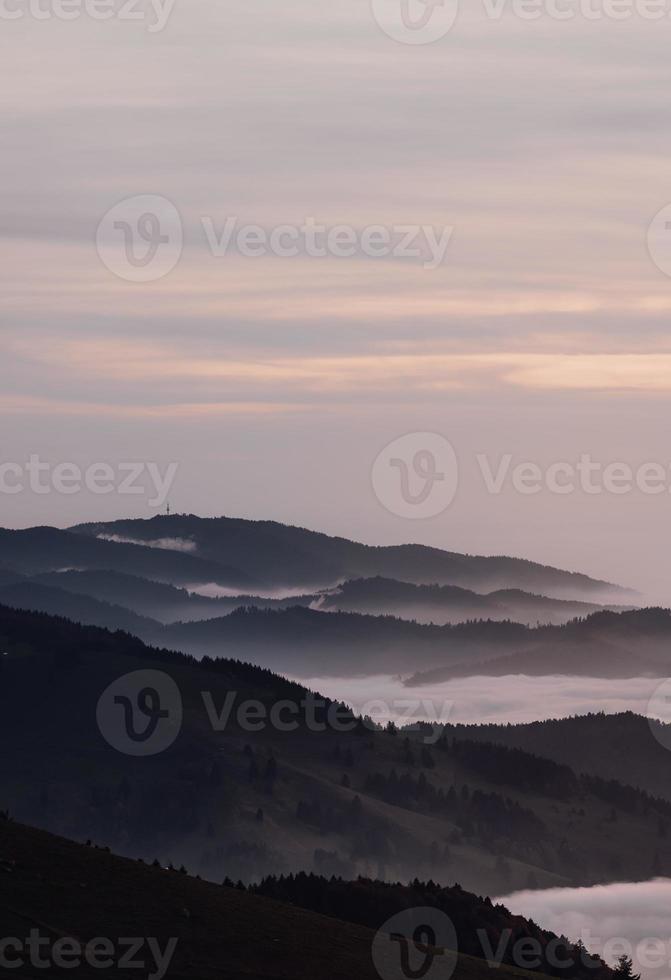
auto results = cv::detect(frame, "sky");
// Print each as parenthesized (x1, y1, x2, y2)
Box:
(3, 0, 671, 600)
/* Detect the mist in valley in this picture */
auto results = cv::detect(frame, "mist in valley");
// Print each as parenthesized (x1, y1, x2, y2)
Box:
(297, 674, 668, 727)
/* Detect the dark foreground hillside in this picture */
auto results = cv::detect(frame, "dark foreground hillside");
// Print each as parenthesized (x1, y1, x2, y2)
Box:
(0, 818, 564, 980)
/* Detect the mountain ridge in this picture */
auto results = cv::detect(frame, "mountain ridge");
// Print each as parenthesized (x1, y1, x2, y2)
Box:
(2, 603, 670, 896)
(68, 514, 635, 600)
(0, 817, 610, 980)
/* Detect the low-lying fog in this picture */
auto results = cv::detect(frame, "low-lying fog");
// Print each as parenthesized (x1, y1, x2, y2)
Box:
(498, 881, 671, 980)
(294, 674, 667, 727)
(190, 582, 320, 600)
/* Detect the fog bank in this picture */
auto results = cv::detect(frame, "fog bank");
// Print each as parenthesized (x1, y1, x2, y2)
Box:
(296, 674, 667, 727)
(498, 880, 671, 980)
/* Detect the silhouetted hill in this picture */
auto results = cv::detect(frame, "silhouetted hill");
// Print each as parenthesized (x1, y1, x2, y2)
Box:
(160, 605, 531, 676)
(0, 817, 603, 980)
(317, 577, 627, 626)
(0, 580, 160, 636)
(162, 605, 671, 679)
(249, 873, 613, 980)
(24, 569, 617, 630)
(407, 608, 671, 683)
(31, 569, 312, 623)
(70, 515, 633, 601)
(440, 712, 671, 800)
(0, 561, 663, 678)
(0, 526, 256, 589)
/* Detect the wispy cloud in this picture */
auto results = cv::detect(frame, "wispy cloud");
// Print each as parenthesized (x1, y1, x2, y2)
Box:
(4, 0, 671, 599)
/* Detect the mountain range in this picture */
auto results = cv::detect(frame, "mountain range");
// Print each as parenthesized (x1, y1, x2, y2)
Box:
(69, 515, 635, 600)
(1, 511, 668, 980)
(0, 570, 665, 677)
(2, 603, 670, 898)
(315, 576, 630, 625)
(0, 514, 659, 679)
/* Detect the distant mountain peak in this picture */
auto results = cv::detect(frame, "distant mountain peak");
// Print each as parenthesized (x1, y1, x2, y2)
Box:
(67, 514, 634, 601)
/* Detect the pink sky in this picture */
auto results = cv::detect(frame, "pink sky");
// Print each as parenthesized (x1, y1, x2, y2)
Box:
(2, 0, 671, 601)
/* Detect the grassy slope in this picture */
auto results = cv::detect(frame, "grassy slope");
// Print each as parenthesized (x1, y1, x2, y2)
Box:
(0, 818, 542, 980)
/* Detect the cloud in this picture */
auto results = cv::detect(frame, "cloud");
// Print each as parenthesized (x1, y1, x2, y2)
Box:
(188, 583, 321, 600)
(292, 675, 667, 725)
(12, 337, 671, 408)
(97, 534, 197, 553)
(497, 880, 671, 980)
(4, 0, 671, 603)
